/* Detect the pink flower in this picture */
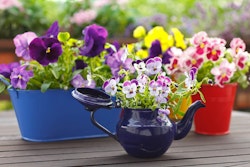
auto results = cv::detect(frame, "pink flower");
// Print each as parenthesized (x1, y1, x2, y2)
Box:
(122, 80, 138, 98)
(183, 47, 204, 69)
(211, 59, 236, 87)
(190, 31, 209, 55)
(70, 9, 97, 26)
(206, 38, 226, 61)
(230, 38, 246, 54)
(0, 0, 22, 10)
(164, 47, 184, 74)
(234, 51, 249, 70)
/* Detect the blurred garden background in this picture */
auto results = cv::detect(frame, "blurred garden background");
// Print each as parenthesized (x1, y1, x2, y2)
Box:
(1, 0, 250, 111)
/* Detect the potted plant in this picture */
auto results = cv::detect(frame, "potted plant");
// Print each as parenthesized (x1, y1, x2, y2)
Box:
(125, 25, 195, 120)
(0, 21, 121, 142)
(186, 31, 250, 135)
(128, 25, 250, 135)
(72, 55, 206, 158)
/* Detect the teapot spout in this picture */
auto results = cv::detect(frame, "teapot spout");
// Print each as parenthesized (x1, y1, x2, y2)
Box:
(174, 100, 205, 140)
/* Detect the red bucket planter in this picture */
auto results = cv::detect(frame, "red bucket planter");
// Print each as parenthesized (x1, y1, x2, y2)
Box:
(192, 83, 237, 135)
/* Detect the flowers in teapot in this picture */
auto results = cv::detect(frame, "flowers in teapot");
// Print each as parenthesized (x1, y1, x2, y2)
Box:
(102, 49, 207, 119)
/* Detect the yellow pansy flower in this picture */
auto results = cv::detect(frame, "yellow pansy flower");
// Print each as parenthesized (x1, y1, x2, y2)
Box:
(127, 43, 135, 53)
(136, 49, 148, 59)
(171, 28, 186, 49)
(133, 26, 146, 39)
(144, 26, 174, 51)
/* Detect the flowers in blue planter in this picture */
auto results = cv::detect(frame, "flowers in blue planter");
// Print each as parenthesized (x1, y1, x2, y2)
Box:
(0, 21, 114, 92)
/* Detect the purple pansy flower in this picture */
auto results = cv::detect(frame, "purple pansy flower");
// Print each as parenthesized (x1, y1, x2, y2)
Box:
(71, 74, 96, 88)
(0, 62, 20, 79)
(147, 40, 172, 64)
(71, 74, 85, 88)
(13, 32, 37, 60)
(29, 37, 62, 66)
(105, 48, 134, 78)
(10, 66, 33, 89)
(80, 24, 108, 57)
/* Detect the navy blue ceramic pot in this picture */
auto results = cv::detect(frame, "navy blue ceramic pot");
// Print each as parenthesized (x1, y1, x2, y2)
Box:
(116, 108, 175, 158)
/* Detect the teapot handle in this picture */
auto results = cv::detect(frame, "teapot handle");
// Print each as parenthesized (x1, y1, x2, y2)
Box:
(71, 88, 119, 141)
(90, 111, 118, 141)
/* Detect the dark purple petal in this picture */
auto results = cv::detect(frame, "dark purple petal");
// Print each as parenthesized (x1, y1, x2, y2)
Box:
(190, 67, 198, 80)
(46, 21, 59, 38)
(149, 40, 162, 58)
(162, 49, 173, 64)
(74, 59, 88, 70)
(80, 24, 108, 57)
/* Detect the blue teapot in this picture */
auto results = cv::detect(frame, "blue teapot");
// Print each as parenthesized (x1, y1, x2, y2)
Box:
(72, 88, 205, 158)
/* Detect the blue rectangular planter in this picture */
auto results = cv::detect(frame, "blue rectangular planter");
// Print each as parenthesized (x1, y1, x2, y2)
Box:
(8, 88, 120, 142)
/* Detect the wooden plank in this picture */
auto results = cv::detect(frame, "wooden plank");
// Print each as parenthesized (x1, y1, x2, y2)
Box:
(0, 111, 250, 166)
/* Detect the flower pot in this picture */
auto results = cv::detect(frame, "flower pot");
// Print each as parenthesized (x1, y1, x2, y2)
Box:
(71, 87, 205, 158)
(8, 88, 120, 142)
(192, 83, 237, 135)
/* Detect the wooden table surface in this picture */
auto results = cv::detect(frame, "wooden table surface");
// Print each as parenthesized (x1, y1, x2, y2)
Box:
(0, 111, 250, 167)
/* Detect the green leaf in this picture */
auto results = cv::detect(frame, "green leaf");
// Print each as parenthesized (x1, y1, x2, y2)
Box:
(41, 82, 52, 93)
(50, 68, 60, 79)
(0, 82, 6, 93)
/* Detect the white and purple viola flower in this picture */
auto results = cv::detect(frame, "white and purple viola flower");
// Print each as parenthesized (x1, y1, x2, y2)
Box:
(146, 57, 162, 76)
(149, 80, 163, 96)
(157, 108, 170, 124)
(122, 79, 138, 98)
(185, 67, 198, 89)
(102, 78, 118, 96)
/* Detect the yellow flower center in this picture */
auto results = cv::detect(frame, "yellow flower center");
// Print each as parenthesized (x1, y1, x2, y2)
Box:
(211, 50, 217, 55)
(200, 43, 205, 49)
(46, 47, 51, 54)
(18, 75, 22, 79)
(191, 59, 197, 65)
(221, 73, 227, 78)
